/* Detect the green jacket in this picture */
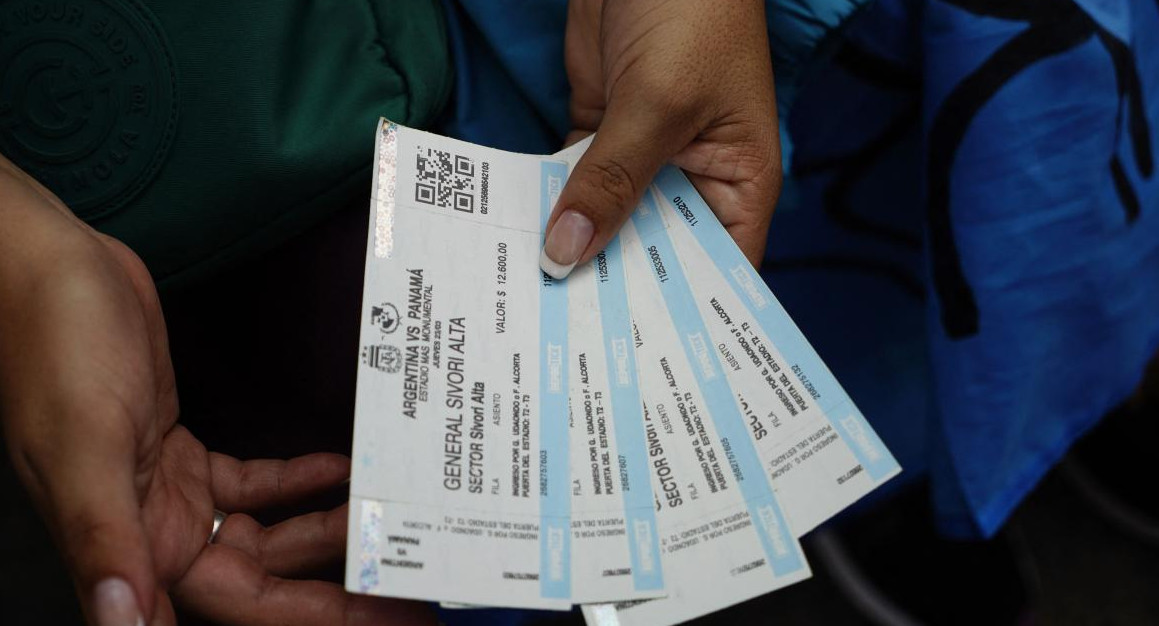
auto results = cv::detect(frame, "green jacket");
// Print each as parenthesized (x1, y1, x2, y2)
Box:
(0, 0, 452, 286)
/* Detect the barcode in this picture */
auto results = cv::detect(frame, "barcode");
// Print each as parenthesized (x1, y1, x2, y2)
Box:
(415, 147, 476, 213)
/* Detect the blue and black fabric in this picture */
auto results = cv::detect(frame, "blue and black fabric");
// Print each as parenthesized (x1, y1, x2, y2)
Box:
(781, 0, 1159, 537)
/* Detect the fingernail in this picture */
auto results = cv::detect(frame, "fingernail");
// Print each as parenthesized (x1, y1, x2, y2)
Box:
(540, 210, 594, 279)
(93, 578, 144, 626)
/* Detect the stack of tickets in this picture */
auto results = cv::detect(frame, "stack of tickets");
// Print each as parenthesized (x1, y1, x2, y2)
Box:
(346, 120, 900, 626)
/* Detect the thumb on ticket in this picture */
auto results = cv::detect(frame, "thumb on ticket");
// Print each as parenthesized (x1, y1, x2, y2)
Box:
(539, 102, 699, 280)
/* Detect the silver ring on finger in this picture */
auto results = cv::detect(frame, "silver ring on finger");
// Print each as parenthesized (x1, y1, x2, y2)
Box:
(208, 509, 227, 544)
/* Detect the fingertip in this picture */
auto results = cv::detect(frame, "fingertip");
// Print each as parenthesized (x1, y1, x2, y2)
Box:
(540, 210, 594, 279)
(324, 455, 353, 487)
(539, 248, 577, 280)
(92, 577, 144, 626)
(316, 453, 352, 479)
(286, 453, 351, 486)
(59, 500, 156, 626)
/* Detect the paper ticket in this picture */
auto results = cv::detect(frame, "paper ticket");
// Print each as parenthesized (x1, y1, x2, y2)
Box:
(584, 174, 899, 625)
(651, 167, 901, 534)
(346, 120, 570, 608)
(566, 239, 667, 603)
(590, 217, 810, 626)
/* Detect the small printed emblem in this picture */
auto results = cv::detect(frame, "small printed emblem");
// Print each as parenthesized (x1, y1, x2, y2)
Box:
(362, 344, 402, 374)
(0, 0, 179, 220)
(370, 303, 401, 334)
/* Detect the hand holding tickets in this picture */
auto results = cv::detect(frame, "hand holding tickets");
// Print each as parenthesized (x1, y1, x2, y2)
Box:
(347, 120, 900, 625)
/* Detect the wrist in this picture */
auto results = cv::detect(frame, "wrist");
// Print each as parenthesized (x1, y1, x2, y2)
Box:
(0, 168, 94, 291)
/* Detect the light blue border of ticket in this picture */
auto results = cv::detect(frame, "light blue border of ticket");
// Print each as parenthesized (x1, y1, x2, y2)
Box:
(540, 161, 572, 599)
(630, 190, 806, 577)
(594, 238, 665, 592)
(652, 166, 899, 482)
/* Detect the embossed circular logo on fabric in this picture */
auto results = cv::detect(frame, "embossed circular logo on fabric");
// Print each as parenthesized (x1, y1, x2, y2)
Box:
(0, 0, 178, 220)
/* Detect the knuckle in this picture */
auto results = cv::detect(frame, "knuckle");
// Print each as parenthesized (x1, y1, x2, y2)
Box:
(237, 461, 257, 499)
(59, 513, 119, 569)
(631, 82, 700, 126)
(273, 462, 285, 500)
(254, 568, 280, 604)
(254, 523, 272, 561)
(318, 512, 341, 551)
(574, 158, 638, 217)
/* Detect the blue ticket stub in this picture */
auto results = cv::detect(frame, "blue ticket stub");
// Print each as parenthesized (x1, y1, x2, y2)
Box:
(554, 138, 667, 604)
(563, 236, 668, 603)
(540, 161, 572, 600)
(651, 166, 900, 534)
(586, 169, 899, 626)
(586, 203, 808, 626)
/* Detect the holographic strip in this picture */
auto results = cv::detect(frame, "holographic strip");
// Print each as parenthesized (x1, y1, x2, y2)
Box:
(373, 119, 399, 259)
(358, 500, 384, 592)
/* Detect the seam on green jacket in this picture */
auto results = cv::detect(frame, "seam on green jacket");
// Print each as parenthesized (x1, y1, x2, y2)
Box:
(365, 0, 412, 123)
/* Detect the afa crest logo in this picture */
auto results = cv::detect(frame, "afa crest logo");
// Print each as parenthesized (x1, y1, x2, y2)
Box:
(361, 344, 401, 374)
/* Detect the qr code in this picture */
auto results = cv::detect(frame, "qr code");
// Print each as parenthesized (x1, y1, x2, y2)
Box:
(415, 147, 476, 213)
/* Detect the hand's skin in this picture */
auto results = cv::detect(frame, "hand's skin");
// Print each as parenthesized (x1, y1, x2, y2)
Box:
(542, 0, 780, 277)
(0, 156, 433, 626)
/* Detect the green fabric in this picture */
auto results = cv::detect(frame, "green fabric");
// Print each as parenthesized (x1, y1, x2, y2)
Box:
(0, 0, 452, 285)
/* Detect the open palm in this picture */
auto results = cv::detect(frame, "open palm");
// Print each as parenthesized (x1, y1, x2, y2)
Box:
(0, 157, 432, 625)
